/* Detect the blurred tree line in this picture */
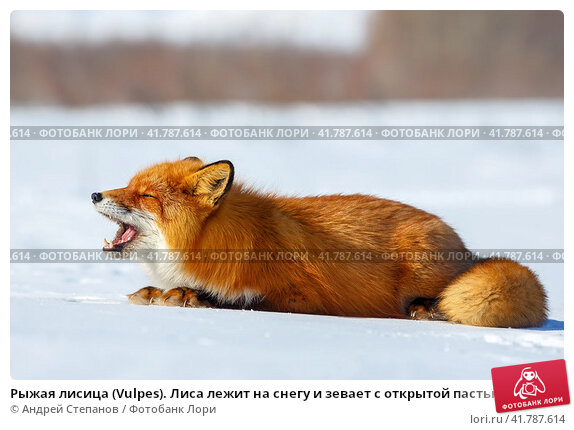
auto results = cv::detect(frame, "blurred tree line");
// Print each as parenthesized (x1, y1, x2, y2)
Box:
(10, 11, 563, 105)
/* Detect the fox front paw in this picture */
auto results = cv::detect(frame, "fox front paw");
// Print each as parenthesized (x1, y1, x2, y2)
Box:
(127, 286, 211, 308)
(158, 287, 211, 308)
(127, 286, 163, 305)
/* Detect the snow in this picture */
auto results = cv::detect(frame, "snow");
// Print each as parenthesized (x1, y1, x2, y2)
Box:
(10, 100, 563, 379)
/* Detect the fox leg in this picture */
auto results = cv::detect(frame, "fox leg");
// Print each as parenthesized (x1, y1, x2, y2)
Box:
(407, 298, 448, 321)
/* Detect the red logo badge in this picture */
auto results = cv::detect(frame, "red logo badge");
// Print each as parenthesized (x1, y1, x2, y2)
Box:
(491, 359, 570, 413)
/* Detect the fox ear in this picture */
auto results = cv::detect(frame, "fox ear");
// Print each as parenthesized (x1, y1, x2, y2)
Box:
(189, 160, 234, 206)
(184, 156, 201, 163)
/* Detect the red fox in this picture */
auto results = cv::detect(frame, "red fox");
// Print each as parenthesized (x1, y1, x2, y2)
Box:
(92, 157, 547, 327)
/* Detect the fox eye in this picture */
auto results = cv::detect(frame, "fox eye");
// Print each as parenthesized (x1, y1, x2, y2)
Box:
(140, 194, 157, 199)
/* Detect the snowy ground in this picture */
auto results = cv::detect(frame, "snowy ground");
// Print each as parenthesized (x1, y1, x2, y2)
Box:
(10, 100, 563, 379)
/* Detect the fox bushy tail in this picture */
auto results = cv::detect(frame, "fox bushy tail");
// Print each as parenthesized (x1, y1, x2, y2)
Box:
(437, 258, 547, 328)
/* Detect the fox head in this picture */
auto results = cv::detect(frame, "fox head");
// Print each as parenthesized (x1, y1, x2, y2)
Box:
(92, 157, 234, 253)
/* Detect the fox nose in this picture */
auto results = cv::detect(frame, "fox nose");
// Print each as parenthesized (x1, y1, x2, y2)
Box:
(91, 192, 103, 204)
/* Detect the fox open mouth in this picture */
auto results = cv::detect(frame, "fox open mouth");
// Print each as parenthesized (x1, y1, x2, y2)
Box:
(103, 222, 139, 251)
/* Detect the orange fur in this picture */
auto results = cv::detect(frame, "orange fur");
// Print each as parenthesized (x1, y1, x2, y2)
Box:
(95, 158, 548, 327)
(437, 259, 547, 327)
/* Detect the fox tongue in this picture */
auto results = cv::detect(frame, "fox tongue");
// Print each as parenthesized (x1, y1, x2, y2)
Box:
(113, 225, 137, 245)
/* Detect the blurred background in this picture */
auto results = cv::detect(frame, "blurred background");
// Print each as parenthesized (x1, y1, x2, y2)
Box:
(11, 10, 563, 105)
(10, 11, 565, 379)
